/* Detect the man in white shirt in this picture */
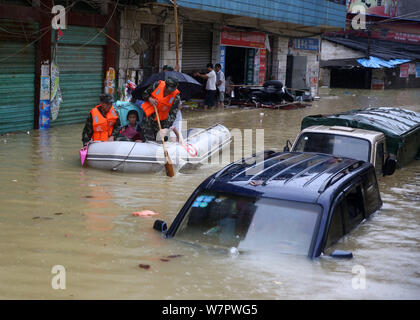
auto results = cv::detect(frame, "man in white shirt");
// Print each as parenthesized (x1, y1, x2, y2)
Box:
(215, 63, 225, 109)
(194, 63, 217, 110)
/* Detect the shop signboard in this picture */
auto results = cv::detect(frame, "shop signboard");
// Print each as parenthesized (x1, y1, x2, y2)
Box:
(400, 63, 409, 78)
(246, 49, 255, 85)
(408, 63, 416, 75)
(219, 46, 226, 72)
(221, 27, 266, 48)
(416, 63, 420, 78)
(253, 49, 260, 85)
(293, 38, 319, 51)
(259, 49, 266, 85)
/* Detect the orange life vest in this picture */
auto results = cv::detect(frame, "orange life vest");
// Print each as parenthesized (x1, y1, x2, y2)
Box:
(141, 80, 180, 121)
(90, 105, 119, 142)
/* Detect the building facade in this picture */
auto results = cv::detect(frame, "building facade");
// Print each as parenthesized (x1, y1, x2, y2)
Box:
(117, 0, 347, 99)
(0, 0, 347, 134)
(0, 0, 118, 134)
(320, 0, 420, 89)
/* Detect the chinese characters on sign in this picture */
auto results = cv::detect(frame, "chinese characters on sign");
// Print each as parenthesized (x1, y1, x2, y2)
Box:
(293, 38, 319, 51)
(399, 63, 409, 78)
(221, 27, 266, 48)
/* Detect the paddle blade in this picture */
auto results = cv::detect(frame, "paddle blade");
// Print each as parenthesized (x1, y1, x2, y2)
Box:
(164, 151, 175, 177)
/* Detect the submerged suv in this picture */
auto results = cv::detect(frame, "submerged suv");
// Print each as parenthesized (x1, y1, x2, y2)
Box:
(154, 151, 382, 259)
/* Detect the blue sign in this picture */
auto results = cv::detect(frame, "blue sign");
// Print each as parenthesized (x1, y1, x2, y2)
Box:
(294, 38, 319, 51)
(219, 45, 226, 72)
(39, 100, 51, 130)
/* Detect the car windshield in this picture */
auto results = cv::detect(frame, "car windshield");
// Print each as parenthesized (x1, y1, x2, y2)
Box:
(174, 192, 322, 256)
(294, 132, 371, 162)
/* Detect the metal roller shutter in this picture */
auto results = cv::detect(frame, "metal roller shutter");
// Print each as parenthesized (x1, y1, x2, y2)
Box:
(51, 25, 106, 126)
(181, 21, 213, 74)
(0, 19, 37, 134)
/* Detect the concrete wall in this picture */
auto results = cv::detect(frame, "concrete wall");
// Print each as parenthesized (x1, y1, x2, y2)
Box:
(157, 0, 347, 29)
(118, 8, 181, 98)
(287, 36, 321, 95)
(321, 40, 365, 60)
(271, 37, 289, 85)
(211, 23, 221, 65)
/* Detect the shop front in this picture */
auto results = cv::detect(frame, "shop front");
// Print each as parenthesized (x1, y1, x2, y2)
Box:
(219, 27, 267, 86)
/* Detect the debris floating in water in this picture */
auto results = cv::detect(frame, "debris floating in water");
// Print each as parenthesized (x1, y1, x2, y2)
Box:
(132, 210, 159, 217)
(229, 247, 239, 256)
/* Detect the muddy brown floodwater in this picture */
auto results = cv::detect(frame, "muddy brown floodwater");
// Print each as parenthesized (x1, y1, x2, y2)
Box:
(0, 88, 419, 299)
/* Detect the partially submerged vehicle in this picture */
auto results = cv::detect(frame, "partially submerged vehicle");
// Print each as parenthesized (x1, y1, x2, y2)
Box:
(286, 107, 420, 174)
(153, 151, 382, 259)
(289, 125, 396, 177)
(86, 124, 232, 173)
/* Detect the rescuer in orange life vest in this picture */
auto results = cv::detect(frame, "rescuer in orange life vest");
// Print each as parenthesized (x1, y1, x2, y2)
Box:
(140, 76, 181, 141)
(82, 93, 121, 146)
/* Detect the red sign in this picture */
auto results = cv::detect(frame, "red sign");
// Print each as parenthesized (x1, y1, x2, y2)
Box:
(259, 49, 266, 85)
(400, 63, 409, 78)
(221, 27, 266, 48)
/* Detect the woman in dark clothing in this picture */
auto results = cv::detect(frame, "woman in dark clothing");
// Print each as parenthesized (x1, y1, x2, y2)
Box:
(118, 110, 145, 142)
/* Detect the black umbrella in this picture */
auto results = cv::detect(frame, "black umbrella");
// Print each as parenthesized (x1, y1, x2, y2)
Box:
(132, 71, 202, 101)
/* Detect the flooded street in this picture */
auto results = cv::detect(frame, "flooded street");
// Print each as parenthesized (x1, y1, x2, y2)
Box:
(0, 88, 419, 299)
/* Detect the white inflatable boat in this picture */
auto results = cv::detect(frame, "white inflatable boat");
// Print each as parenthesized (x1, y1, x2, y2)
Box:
(85, 124, 232, 173)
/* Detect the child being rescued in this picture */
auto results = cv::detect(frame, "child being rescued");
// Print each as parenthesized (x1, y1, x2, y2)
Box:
(118, 110, 145, 142)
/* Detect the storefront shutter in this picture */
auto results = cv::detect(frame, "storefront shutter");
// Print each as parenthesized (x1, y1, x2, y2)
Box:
(181, 21, 213, 74)
(0, 19, 37, 134)
(51, 25, 106, 126)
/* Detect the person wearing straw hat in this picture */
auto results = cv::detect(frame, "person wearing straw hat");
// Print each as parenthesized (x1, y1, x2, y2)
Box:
(140, 77, 181, 141)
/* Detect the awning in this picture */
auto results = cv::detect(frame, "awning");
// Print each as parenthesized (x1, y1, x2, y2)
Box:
(356, 56, 411, 68)
(322, 35, 420, 61)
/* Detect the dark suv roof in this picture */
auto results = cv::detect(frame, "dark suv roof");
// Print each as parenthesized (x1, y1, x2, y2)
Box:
(205, 151, 369, 203)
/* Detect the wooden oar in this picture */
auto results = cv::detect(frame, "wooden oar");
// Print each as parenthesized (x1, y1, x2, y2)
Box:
(153, 104, 175, 177)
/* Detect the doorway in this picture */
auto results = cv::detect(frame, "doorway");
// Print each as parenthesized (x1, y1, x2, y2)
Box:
(140, 24, 161, 81)
(286, 55, 308, 90)
(225, 46, 247, 85)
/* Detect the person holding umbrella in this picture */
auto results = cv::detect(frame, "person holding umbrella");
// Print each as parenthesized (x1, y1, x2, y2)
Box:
(140, 76, 181, 141)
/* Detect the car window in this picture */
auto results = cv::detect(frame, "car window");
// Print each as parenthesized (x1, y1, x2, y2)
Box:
(343, 185, 365, 233)
(375, 142, 384, 177)
(174, 192, 322, 256)
(362, 169, 381, 217)
(325, 200, 345, 250)
(294, 132, 371, 162)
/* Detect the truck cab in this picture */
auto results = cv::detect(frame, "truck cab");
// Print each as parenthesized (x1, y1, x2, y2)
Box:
(288, 125, 396, 177)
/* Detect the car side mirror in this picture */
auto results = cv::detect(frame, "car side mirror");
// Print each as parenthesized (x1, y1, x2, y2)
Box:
(283, 139, 292, 152)
(383, 157, 396, 176)
(330, 250, 353, 259)
(153, 219, 167, 233)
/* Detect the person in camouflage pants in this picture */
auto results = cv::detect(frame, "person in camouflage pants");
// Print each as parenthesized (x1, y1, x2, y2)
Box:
(140, 77, 181, 141)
